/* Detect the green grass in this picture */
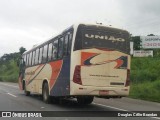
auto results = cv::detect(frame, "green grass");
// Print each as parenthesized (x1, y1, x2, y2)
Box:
(129, 80, 160, 102)
(129, 57, 160, 102)
(131, 57, 160, 83)
(0, 60, 19, 83)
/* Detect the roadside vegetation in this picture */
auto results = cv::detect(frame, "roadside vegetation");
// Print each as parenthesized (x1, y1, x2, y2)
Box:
(130, 35, 160, 102)
(129, 57, 160, 102)
(0, 47, 26, 83)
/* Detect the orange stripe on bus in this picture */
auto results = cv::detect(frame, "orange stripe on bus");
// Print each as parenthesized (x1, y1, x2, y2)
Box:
(81, 52, 97, 65)
(49, 60, 63, 90)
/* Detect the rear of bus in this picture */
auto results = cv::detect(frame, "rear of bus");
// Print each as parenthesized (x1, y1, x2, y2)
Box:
(70, 24, 130, 102)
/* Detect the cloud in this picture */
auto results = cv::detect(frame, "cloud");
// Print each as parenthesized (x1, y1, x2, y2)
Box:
(0, 0, 122, 56)
(0, 0, 160, 56)
(117, 0, 160, 35)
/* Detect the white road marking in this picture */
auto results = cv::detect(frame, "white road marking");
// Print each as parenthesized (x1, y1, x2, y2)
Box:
(93, 102, 127, 111)
(7, 93, 17, 97)
(93, 102, 160, 119)
(152, 117, 160, 120)
(0, 83, 18, 88)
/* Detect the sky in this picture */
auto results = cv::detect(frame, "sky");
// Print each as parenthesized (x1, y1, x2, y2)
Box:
(0, 0, 160, 56)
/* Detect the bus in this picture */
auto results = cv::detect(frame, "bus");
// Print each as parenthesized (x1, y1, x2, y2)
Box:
(18, 23, 131, 105)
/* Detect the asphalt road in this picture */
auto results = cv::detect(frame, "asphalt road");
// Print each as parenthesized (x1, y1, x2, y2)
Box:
(0, 82, 160, 120)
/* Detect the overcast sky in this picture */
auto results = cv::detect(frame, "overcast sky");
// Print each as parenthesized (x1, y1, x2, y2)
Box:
(0, 0, 160, 56)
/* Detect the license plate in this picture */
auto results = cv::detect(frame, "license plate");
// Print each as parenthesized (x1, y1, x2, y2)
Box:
(99, 90, 109, 95)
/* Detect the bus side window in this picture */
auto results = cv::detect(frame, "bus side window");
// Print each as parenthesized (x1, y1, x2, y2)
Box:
(32, 51, 35, 66)
(52, 40, 58, 60)
(58, 37, 64, 59)
(26, 54, 29, 67)
(39, 47, 43, 64)
(68, 32, 73, 54)
(48, 42, 53, 61)
(64, 34, 69, 56)
(42, 44, 48, 63)
(35, 48, 39, 65)
(29, 52, 32, 66)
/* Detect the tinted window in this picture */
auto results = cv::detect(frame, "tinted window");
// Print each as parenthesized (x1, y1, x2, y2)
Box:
(58, 37, 64, 58)
(26, 54, 29, 66)
(82, 30, 129, 53)
(29, 52, 32, 66)
(64, 35, 69, 56)
(39, 47, 43, 64)
(42, 44, 48, 63)
(48, 43, 53, 61)
(35, 48, 39, 65)
(74, 25, 130, 54)
(68, 32, 73, 54)
(52, 40, 58, 60)
(32, 51, 35, 65)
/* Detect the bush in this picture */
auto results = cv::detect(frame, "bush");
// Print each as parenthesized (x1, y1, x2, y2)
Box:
(130, 80, 160, 102)
(131, 57, 160, 83)
(4, 74, 18, 83)
(0, 60, 19, 83)
(130, 57, 160, 102)
(0, 76, 3, 82)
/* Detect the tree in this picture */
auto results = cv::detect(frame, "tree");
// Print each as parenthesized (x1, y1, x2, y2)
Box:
(131, 36, 141, 50)
(147, 34, 155, 36)
(19, 47, 26, 55)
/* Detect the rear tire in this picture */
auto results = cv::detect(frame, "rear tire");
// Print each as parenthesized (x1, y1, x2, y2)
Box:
(24, 83, 30, 96)
(77, 96, 94, 105)
(42, 82, 51, 104)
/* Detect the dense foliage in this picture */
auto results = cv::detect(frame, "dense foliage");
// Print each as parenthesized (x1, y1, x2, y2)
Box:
(0, 47, 26, 82)
(130, 57, 160, 102)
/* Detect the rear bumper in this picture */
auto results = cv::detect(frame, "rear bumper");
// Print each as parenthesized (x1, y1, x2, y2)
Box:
(70, 82, 130, 97)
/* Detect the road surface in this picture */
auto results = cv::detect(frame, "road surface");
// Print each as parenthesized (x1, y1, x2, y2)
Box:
(0, 82, 159, 120)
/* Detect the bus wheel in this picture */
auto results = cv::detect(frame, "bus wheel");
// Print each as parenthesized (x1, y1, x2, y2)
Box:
(77, 96, 94, 105)
(24, 83, 30, 96)
(42, 82, 51, 104)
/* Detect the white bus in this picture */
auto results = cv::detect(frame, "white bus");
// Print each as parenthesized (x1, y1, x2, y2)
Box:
(18, 23, 131, 104)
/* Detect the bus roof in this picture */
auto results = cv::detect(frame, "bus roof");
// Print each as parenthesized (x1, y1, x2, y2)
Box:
(23, 23, 129, 55)
(23, 25, 74, 55)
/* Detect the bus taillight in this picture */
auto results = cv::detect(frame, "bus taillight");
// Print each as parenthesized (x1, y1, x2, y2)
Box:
(125, 69, 130, 87)
(73, 65, 82, 85)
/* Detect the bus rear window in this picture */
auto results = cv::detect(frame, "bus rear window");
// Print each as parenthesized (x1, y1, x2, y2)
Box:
(74, 25, 130, 54)
(83, 30, 129, 53)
